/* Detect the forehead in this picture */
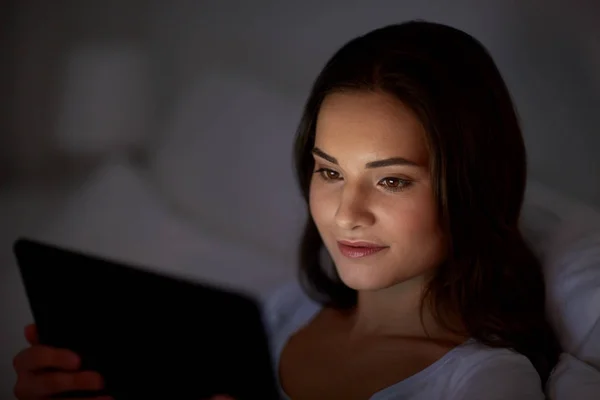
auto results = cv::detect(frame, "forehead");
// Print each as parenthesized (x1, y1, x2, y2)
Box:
(315, 91, 428, 165)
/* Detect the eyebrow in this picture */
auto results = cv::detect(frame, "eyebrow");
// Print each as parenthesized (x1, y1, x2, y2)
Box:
(312, 147, 420, 168)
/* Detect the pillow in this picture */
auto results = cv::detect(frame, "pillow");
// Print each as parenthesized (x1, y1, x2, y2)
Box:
(33, 157, 295, 297)
(578, 318, 600, 371)
(546, 353, 600, 399)
(147, 69, 307, 263)
(521, 181, 600, 366)
(55, 46, 153, 157)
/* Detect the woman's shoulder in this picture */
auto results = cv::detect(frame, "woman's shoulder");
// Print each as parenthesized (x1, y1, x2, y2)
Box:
(442, 341, 545, 399)
(260, 280, 322, 339)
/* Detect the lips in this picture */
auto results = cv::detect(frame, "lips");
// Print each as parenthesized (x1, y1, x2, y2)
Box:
(336, 240, 388, 259)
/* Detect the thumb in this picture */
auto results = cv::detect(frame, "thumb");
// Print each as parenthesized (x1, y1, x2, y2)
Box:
(24, 324, 39, 345)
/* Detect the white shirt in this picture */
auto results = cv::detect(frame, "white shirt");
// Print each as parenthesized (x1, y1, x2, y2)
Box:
(261, 281, 546, 400)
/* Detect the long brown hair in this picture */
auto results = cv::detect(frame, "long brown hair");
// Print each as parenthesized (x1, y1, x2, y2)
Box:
(293, 20, 560, 384)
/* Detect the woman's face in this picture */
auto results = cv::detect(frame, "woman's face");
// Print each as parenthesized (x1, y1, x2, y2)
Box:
(309, 91, 446, 291)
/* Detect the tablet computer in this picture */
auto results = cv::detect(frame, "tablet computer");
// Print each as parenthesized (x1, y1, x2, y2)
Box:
(13, 238, 280, 400)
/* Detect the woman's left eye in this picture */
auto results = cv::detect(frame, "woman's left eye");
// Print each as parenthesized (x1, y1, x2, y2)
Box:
(378, 177, 411, 192)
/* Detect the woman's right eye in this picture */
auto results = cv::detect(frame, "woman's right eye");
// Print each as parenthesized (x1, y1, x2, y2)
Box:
(314, 168, 342, 181)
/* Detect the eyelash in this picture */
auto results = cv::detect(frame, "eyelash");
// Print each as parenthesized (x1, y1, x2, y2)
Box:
(313, 168, 412, 192)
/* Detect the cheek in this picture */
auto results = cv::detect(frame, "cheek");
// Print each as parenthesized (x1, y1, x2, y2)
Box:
(309, 182, 337, 228)
(380, 193, 442, 242)
(389, 200, 446, 265)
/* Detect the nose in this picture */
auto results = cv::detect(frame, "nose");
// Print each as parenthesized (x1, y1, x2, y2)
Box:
(334, 185, 375, 230)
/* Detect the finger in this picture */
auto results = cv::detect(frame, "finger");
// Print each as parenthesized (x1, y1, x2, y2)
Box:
(210, 396, 235, 400)
(24, 323, 39, 345)
(58, 397, 113, 400)
(65, 397, 113, 400)
(15, 370, 104, 398)
(13, 346, 80, 373)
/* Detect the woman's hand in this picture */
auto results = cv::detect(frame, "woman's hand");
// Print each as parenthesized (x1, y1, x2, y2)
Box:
(13, 324, 236, 400)
(13, 324, 109, 400)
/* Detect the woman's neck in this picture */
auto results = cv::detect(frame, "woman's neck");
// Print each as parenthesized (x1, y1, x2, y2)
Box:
(346, 275, 460, 342)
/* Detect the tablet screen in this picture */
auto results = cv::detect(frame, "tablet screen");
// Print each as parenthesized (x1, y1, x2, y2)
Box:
(14, 238, 280, 400)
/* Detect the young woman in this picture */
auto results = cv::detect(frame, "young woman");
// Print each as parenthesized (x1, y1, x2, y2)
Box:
(13, 20, 560, 400)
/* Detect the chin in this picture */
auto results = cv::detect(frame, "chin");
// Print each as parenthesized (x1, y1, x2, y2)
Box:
(335, 261, 400, 292)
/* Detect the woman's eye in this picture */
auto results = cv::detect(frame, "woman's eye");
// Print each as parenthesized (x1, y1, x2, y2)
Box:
(315, 168, 341, 181)
(378, 177, 411, 192)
